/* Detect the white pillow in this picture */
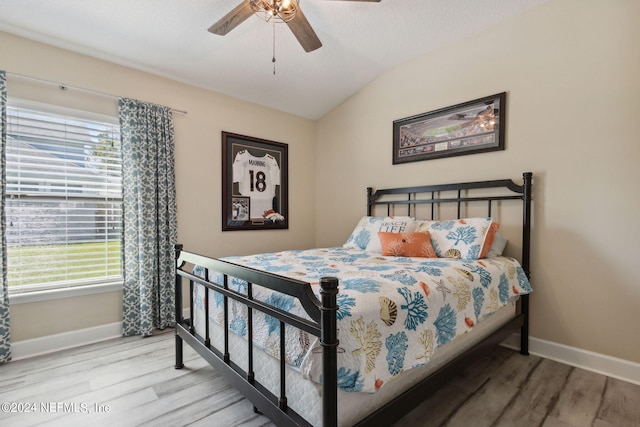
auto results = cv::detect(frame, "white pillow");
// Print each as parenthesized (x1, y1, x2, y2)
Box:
(486, 232, 508, 258)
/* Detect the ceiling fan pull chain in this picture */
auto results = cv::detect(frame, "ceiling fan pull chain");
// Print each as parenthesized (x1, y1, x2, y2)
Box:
(272, 22, 276, 75)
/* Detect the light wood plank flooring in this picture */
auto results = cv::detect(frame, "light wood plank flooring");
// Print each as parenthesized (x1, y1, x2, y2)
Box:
(0, 330, 638, 427)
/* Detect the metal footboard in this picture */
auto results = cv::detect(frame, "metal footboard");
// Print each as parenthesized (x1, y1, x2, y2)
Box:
(174, 245, 339, 427)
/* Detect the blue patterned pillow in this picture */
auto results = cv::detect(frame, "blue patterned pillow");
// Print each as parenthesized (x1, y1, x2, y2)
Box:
(414, 217, 498, 260)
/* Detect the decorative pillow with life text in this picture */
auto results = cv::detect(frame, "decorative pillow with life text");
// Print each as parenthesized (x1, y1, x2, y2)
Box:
(378, 231, 438, 258)
(365, 217, 417, 253)
(414, 218, 499, 260)
(343, 216, 415, 252)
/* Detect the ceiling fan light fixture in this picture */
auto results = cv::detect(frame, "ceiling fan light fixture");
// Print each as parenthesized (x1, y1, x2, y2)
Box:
(250, 0, 298, 23)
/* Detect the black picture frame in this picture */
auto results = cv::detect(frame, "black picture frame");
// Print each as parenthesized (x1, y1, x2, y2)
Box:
(222, 132, 288, 231)
(393, 92, 506, 164)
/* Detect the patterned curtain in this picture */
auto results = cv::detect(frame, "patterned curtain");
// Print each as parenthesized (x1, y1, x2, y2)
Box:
(0, 71, 11, 363)
(119, 98, 177, 337)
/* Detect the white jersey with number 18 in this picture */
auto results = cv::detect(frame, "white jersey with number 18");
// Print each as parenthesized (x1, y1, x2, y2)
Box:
(232, 150, 280, 219)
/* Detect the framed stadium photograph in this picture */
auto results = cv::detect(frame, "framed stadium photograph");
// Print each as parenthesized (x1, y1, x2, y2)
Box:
(222, 132, 288, 231)
(393, 92, 506, 164)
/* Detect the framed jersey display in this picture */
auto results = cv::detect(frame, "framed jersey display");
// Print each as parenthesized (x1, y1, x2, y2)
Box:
(222, 132, 288, 231)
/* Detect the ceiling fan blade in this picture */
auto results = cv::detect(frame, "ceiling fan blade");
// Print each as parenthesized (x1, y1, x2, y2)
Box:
(286, 8, 323, 52)
(208, 1, 254, 36)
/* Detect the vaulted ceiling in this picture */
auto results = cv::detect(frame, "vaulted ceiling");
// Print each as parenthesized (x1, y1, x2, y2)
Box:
(0, 0, 549, 119)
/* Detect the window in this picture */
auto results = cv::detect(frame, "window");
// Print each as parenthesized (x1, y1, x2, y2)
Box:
(5, 100, 122, 294)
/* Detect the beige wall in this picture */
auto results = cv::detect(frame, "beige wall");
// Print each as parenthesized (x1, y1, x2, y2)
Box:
(1, 32, 317, 341)
(10, 292, 123, 340)
(3, 0, 640, 367)
(315, 0, 640, 363)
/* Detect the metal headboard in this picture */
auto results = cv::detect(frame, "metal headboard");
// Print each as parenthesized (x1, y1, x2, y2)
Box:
(367, 172, 533, 358)
(367, 172, 533, 277)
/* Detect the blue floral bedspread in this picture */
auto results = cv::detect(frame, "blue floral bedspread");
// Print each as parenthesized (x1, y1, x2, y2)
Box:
(193, 247, 531, 393)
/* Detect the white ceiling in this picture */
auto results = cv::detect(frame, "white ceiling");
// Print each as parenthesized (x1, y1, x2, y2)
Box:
(0, 0, 548, 120)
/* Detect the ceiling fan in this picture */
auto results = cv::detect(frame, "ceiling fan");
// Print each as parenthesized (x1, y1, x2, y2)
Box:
(208, 0, 382, 53)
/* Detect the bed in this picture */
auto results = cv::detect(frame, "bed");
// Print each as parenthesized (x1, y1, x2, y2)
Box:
(174, 172, 533, 426)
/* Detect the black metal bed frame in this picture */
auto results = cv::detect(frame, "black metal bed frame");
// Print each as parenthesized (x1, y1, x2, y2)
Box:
(174, 172, 532, 427)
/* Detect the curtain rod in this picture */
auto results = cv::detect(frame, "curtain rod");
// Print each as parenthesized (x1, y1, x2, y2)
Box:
(6, 71, 188, 115)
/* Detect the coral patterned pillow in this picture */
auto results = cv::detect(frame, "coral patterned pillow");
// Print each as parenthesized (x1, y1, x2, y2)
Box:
(415, 218, 499, 260)
(343, 216, 383, 250)
(479, 222, 500, 258)
(378, 231, 437, 258)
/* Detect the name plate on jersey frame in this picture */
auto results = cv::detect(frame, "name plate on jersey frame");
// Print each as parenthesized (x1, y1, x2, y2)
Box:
(222, 132, 289, 231)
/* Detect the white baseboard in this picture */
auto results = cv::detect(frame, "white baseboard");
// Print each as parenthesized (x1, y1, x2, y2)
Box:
(502, 334, 640, 386)
(10, 322, 123, 361)
(10, 326, 640, 387)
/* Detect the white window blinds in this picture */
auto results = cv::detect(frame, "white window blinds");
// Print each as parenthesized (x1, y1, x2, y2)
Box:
(5, 101, 123, 292)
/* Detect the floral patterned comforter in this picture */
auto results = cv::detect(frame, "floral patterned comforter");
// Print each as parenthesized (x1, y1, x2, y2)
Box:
(193, 247, 532, 393)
